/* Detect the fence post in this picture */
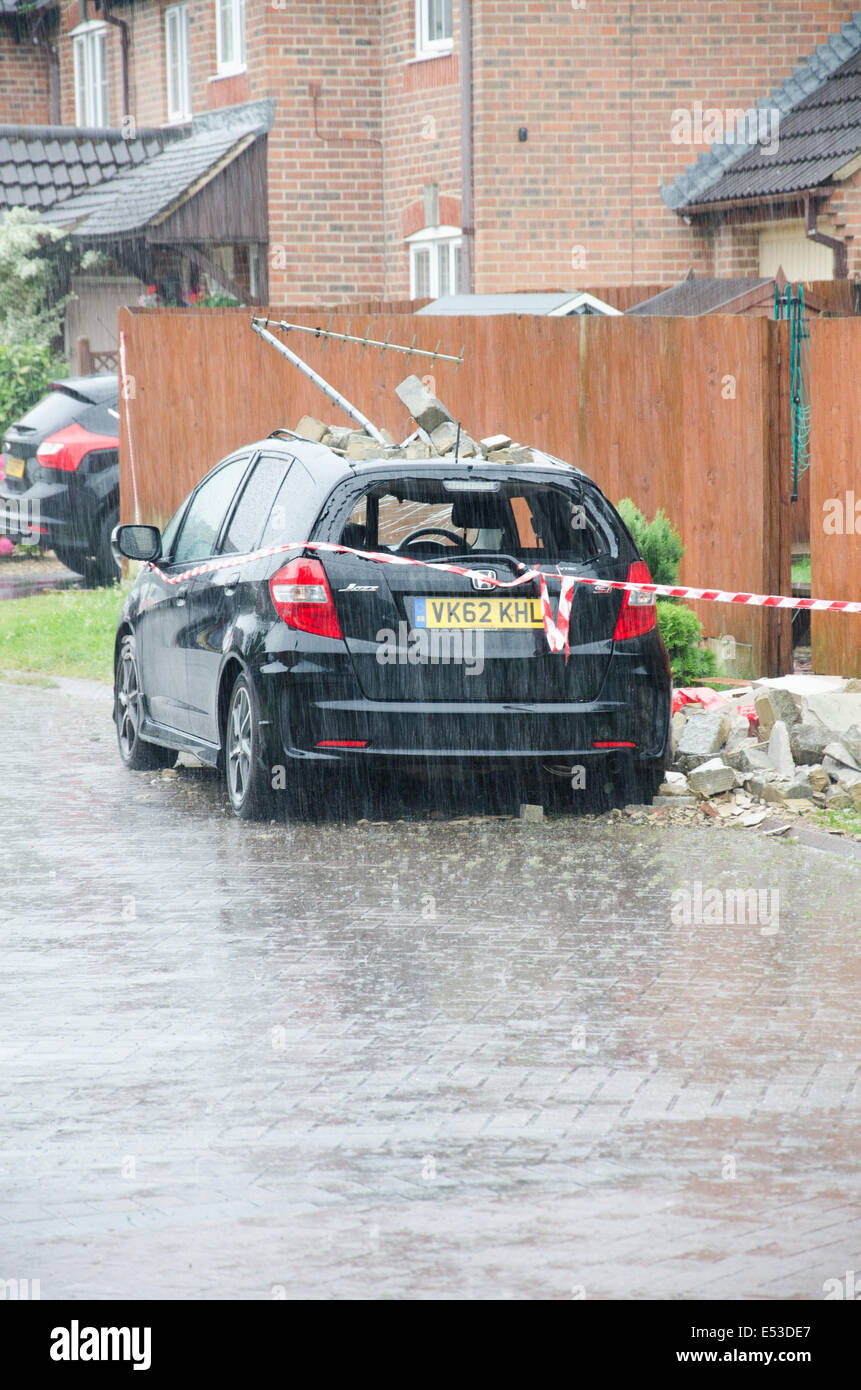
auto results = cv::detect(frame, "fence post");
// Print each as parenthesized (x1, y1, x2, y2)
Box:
(76, 336, 92, 375)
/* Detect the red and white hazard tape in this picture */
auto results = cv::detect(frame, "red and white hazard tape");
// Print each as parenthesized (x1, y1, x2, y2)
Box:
(144, 540, 860, 656)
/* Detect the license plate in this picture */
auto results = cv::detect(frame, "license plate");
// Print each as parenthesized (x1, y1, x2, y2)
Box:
(4, 455, 26, 479)
(413, 595, 543, 629)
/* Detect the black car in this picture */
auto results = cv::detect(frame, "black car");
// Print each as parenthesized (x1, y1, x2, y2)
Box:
(112, 436, 671, 818)
(0, 374, 120, 585)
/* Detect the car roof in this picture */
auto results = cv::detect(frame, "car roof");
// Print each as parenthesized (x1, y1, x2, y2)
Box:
(246, 434, 589, 488)
(51, 373, 118, 405)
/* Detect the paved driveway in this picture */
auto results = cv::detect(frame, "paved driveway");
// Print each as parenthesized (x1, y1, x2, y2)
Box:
(1, 677, 859, 1299)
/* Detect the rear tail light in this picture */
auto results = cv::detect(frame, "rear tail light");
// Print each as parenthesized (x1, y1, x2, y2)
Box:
(269, 558, 343, 639)
(36, 423, 118, 473)
(612, 560, 657, 641)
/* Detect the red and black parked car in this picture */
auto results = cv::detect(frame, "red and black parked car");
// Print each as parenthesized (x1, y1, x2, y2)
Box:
(0, 374, 120, 585)
(112, 435, 672, 818)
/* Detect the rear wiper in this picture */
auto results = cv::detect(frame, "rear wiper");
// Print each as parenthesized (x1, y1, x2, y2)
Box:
(429, 551, 528, 570)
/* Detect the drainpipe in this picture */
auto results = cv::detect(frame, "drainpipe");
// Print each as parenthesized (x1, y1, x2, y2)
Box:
(460, 0, 474, 293)
(99, 1, 130, 124)
(805, 191, 848, 279)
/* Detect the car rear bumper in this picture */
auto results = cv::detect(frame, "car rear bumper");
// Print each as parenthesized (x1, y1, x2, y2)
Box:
(0, 482, 111, 550)
(260, 636, 671, 767)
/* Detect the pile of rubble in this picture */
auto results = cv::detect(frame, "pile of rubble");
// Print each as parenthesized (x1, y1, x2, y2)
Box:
(292, 374, 539, 464)
(653, 675, 861, 833)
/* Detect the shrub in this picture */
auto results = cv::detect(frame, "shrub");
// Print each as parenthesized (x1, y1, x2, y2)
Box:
(656, 601, 717, 684)
(616, 497, 716, 685)
(0, 207, 68, 348)
(616, 498, 685, 585)
(0, 341, 66, 435)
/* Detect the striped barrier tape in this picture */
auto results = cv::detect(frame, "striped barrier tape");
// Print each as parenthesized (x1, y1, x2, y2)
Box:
(144, 539, 860, 657)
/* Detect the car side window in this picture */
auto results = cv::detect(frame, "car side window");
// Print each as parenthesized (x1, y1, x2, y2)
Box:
(171, 456, 249, 565)
(259, 458, 320, 547)
(220, 453, 289, 556)
(159, 503, 186, 559)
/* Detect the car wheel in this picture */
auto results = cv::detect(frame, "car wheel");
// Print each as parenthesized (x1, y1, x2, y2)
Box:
(80, 506, 121, 587)
(115, 634, 176, 771)
(224, 673, 274, 820)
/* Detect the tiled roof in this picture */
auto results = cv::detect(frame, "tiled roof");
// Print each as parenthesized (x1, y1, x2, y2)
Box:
(42, 127, 251, 235)
(626, 277, 773, 316)
(0, 126, 171, 213)
(0, 101, 274, 234)
(664, 12, 861, 210)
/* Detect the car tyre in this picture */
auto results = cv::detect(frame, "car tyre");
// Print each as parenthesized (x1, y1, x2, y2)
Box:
(82, 505, 121, 587)
(53, 506, 121, 587)
(224, 672, 275, 820)
(115, 633, 176, 771)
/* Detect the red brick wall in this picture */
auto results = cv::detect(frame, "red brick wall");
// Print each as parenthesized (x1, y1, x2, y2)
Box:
(261, 1, 384, 303)
(0, 26, 52, 124)
(379, 0, 462, 299)
(466, 0, 856, 289)
(820, 173, 861, 278)
(7, 1, 861, 300)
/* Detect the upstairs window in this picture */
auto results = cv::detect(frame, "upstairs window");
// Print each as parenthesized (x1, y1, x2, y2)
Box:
(416, 0, 453, 57)
(165, 4, 192, 122)
(407, 225, 462, 299)
(216, 0, 246, 75)
(73, 23, 109, 127)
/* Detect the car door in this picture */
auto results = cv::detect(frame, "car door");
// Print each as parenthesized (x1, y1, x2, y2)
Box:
(182, 451, 290, 743)
(141, 454, 252, 735)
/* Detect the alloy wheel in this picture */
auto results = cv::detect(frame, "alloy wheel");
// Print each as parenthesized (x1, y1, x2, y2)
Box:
(227, 682, 253, 806)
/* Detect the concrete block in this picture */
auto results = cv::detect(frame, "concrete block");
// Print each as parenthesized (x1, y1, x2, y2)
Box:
(346, 433, 384, 461)
(804, 693, 861, 732)
(295, 416, 328, 443)
(688, 758, 736, 798)
(430, 420, 460, 453)
(395, 375, 455, 434)
(767, 721, 795, 780)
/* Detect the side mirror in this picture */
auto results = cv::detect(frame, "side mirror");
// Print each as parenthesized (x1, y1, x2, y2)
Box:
(112, 523, 161, 563)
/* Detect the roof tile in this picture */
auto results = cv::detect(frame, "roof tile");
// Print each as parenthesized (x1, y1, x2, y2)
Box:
(664, 15, 861, 209)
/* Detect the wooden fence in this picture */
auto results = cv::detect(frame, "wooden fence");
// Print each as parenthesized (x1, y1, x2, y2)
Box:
(809, 319, 861, 676)
(119, 305, 804, 675)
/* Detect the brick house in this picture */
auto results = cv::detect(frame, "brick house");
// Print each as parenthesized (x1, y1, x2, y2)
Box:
(4, 0, 861, 354)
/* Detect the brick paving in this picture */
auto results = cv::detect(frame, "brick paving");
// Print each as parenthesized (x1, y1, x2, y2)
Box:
(0, 676, 859, 1299)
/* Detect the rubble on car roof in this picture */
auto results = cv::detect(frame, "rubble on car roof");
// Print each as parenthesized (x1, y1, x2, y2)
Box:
(287, 375, 539, 465)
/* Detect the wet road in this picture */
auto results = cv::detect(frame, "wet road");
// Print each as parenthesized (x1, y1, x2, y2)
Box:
(1, 676, 859, 1300)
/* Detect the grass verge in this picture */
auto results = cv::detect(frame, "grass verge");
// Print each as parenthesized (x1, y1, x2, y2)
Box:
(0, 582, 126, 684)
(814, 806, 861, 838)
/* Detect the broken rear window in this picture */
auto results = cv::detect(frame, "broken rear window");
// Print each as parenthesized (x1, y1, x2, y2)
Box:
(337, 478, 616, 563)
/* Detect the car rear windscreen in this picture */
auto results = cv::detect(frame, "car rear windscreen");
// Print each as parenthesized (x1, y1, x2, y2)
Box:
(11, 388, 102, 436)
(338, 478, 617, 564)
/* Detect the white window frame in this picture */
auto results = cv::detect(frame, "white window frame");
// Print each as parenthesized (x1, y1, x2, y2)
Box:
(216, 0, 247, 76)
(165, 4, 192, 123)
(407, 225, 462, 299)
(72, 22, 109, 128)
(415, 0, 453, 58)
